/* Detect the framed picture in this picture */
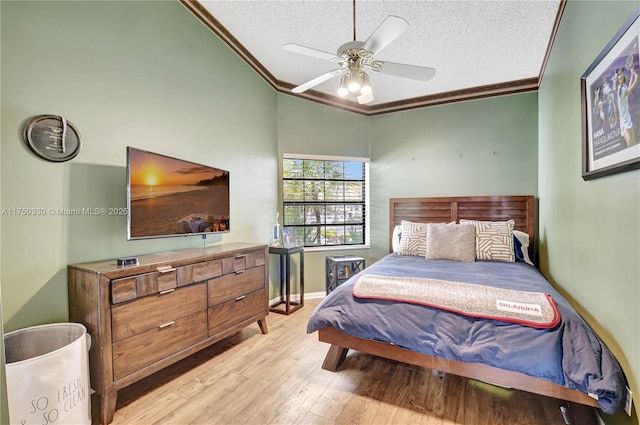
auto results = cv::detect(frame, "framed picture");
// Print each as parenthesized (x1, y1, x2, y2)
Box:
(281, 227, 297, 248)
(581, 6, 640, 180)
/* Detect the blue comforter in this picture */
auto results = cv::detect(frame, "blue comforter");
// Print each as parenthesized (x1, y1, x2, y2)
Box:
(307, 254, 627, 414)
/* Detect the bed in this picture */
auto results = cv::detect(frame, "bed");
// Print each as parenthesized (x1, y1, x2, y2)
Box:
(307, 196, 627, 424)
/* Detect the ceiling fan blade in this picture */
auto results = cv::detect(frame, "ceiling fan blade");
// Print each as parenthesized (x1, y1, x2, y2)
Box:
(291, 69, 344, 93)
(362, 16, 409, 55)
(377, 61, 436, 82)
(282, 43, 339, 61)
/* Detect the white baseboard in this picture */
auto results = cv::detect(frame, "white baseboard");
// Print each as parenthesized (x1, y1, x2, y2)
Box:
(304, 291, 326, 300)
(269, 291, 325, 306)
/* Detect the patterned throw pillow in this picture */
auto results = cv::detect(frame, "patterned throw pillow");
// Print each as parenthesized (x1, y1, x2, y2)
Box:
(459, 219, 515, 262)
(397, 220, 429, 257)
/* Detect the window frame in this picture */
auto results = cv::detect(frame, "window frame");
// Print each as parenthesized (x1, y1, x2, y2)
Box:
(281, 153, 370, 251)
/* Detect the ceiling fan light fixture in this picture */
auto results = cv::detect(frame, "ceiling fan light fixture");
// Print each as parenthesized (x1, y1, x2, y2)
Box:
(357, 91, 374, 105)
(337, 75, 350, 96)
(347, 68, 361, 93)
(359, 71, 372, 95)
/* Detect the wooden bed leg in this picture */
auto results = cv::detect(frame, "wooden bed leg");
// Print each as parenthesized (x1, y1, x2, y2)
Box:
(322, 344, 349, 371)
(558, 401, 598, 425)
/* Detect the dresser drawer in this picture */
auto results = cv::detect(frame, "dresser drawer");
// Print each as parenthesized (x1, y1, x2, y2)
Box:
(207, 289, 266, 336)
(111, 283, 207, 342)
(111, 276, 137, 304)
(112, 310, 207, 380)
(177, 260, 222, 286)
(208, 266, 264, 306)
(221, 251, 265, 274)
(111, 268, 178, 304)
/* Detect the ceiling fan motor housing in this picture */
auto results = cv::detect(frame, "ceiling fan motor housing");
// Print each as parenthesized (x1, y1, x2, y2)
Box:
(337, 41, 364, 55)
(337, 41, 381, 73)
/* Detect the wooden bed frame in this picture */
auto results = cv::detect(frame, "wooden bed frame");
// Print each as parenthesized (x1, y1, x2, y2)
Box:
(318, 195, 600, 425)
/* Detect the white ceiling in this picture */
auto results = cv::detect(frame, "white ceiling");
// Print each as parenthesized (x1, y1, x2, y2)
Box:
(186, 0, 563, 115)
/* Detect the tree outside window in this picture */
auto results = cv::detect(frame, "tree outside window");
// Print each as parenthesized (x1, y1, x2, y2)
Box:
(282, 157, 367, 247)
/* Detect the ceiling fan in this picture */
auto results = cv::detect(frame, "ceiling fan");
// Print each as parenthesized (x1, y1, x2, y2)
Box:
(281, 2, 436, 105)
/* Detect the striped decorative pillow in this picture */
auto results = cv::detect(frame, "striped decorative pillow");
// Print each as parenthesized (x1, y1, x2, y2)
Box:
(460, 219, 515, 262)
(397, 220, 429, 257)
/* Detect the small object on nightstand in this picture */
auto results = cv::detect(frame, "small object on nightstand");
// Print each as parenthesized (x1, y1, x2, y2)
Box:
(326, 255, 365, 294)
(269, 245, 304, 315)
(272, 212, 281, 247)
(281, 227, 296, 248)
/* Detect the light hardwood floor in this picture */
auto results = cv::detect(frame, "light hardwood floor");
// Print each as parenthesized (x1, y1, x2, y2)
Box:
(110, 298, 577, 425)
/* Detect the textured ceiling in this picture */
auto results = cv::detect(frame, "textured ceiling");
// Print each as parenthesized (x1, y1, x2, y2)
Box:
(185, 0, 563, 115)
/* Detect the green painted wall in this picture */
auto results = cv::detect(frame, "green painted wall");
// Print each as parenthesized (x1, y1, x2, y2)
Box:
(275, 95, 371, 295)
(0, 0, 5, 420)
(368, 94, 539, 259)
(538, 1, 639, 424)
(1, 0, 278, 335)
(274, 93, 538, 293)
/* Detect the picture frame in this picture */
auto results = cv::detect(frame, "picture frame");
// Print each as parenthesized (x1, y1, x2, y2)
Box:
(281, 227, 297, 248)
(581, 6, 640, 180)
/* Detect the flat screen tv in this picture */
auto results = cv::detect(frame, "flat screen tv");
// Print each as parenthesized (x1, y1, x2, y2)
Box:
(126, 147, 230, 240)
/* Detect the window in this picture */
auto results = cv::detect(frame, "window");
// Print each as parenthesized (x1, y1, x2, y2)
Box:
(282, 154, 369, 248)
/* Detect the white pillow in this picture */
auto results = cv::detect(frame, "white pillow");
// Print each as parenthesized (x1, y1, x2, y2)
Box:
(392, 225, 402, 253)
(514, 230, 534, 266)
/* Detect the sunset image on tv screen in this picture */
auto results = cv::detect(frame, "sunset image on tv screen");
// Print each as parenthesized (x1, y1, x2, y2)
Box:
(127, 148, 230, 239)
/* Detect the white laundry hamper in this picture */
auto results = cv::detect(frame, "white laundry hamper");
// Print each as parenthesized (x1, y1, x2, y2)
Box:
(4, 323, 91, 425)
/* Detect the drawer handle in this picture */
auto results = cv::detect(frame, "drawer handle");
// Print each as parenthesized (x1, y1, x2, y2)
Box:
(158, 321, 175, 329)
(157, 267, 176, 274)
(159, 288, 175, 295)
(234, 270, 245, 275)
(235, 295, 246, 301)
(235, 254, 248, 259)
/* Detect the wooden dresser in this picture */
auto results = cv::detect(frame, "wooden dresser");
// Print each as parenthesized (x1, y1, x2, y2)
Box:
(68, 242, 269, 425)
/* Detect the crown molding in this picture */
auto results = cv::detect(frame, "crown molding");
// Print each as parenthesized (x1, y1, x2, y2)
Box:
(180, 0, 565, 116)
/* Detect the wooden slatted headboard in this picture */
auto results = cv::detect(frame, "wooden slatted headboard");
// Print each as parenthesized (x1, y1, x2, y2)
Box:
(389, 196, 535, 259)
